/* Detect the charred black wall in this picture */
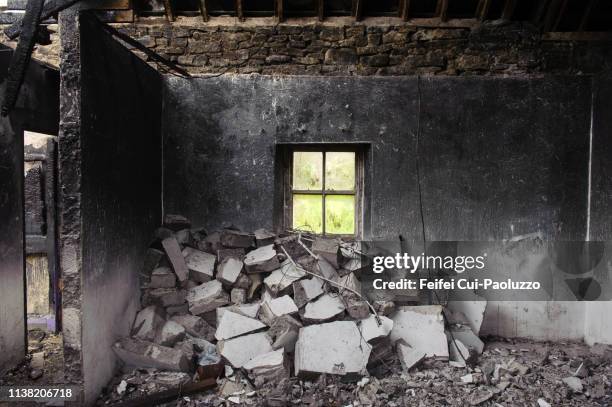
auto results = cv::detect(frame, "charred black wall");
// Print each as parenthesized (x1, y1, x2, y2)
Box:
(0, 47, 59, 371)
(162, 75, 591, 241)
(70, 13, 163, 403)
(590, 70, 612, 241)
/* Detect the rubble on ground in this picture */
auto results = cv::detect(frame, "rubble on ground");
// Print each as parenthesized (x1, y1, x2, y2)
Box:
(101, 215, 612, 406)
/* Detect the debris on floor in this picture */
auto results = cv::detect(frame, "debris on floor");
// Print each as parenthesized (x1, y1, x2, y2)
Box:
(98, 215, 612, 406)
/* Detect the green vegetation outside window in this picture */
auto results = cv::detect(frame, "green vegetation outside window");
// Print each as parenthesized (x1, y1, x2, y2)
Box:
(291, 150, 358, 235)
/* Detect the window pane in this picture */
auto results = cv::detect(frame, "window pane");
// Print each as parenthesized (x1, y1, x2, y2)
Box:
(325, 195, 355, 234)
(325, 152, 355, 191)
(293, 194, 323, 234)
(293, 152, 323, 190)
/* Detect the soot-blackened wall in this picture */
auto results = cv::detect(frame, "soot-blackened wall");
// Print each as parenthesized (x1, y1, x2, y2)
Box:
(0, 47, 59, 371)
(69, 13, 163, 403)
(162, 75, 591, 241)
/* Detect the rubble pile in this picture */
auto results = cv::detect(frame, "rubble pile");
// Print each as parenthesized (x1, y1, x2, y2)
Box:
(103, 215, 612, 406)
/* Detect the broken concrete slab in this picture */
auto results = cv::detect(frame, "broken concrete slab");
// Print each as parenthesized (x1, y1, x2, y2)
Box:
(215, 310, 267, 341)
(266, 315, 302, 352)
(448, 324, 484, 355)
(337, 272, 361, 295)
(243, 349, 288, 386)
(293, 277, 325, 308)
(446, 300, 487, 335)
(302, 293, 345, 323)
(216, 303, 261, 326)
(216, 257, 244, 285)
(149, 288, 187, 307)
(311, 238, 340, 268)
(315, 258, 340, 283)
(231, 288, 247, 304)
(182, 247, 216, 283)
(113, 338, 190, 372)
(187, 280, 230, 315)
(264, 260, 305, 295)
(132, 305, 166, 341)
(390, 305, 449, 360)
(149, 267, 177, 289)
(260, 295, 299, 324)
(170, 314, 215, 342)
(294, 321, 371, 377)
(155, 320, 186, 347)
(244, 245, 280, 273)
(162, 237, 190, 282)
(396, 341, 426, 371)
(254, 229, 276, 247)
(220, 230, 254, 248)
(359, 315, 393, 342)
(448, 338, 470, 367)
(217, 331, 274, 368)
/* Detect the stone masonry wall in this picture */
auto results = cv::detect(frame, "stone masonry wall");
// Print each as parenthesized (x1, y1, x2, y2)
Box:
(116, 17, 612, 76)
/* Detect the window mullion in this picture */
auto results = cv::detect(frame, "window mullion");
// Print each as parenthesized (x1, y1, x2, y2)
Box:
(322, 151, 326, 235)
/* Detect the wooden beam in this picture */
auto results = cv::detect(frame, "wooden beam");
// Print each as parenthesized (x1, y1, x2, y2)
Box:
(352, 0, 363, 21)
(162, 0, 175, 21)
(532, 0, 549, 26)
(4, 0, 85, 40)
(317, 0, 324, 21)
(500, 0, 517, 21)
(542, 0, 563, 32)
(275, 0, 283, 22)
(1, 0, 45, 116)
(436, 0, 448, 22)
(552, 0, 568, 31)
(475, 0, 491, 21)
(235, 0, 244, 21)
(198, 0, 209, 22)
(399, 0, 410, 21)
(578, 0, 598, 32)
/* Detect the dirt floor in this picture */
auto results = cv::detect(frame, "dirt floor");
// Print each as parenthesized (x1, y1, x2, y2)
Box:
(0, 329, 64, 388)
(97, 337, 612, 407)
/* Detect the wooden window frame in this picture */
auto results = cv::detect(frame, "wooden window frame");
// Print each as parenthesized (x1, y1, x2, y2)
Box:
(280, 144, 365, 238)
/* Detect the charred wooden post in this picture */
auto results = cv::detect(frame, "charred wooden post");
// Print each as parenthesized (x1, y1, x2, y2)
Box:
(399, 0, 410, 21)
(2, 0, 46, 116)
(5, 0, 84, 39)
(235, 0, 245, 21)
(162, 0, 175, 21)
(198, 0, 209, 22)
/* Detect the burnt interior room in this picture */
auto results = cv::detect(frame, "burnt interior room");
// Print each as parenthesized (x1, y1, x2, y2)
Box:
(1, 0, 612, 406)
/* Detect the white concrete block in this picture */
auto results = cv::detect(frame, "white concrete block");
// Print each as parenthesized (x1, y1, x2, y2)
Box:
(396, 341, 426, 372)
(215, 310, 267, 341)
(182, 247, 216, 283)
(293, 278, 325, 308)
(260, 295, 298, 324)
(303, 293, 345, 323)
(244, 245, 280, 273)
(359, 314, 393, 342)
(218, 332, 274, 368)
(187, 280, 229, 315)
(264, 260, 305, 295)
(294, 321, 371, 376)
(390, 305, 449, 360)
(216, 257, 244, 285)
(155, 320, 186, 347)
(132, 305, 166, 341)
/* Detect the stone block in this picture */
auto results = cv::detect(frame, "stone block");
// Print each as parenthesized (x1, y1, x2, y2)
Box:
(230, 288, 247, 304)
(220, 230, 254, 248)
(113, 338, 190, 372)
(359, 314, 393, 342)
(182, 247, 215, 283)
(216, 257, 244, 285)
(324, 48, 357, 65)
(303, 293, 345, 323)
(150, 266, 176, 288)
(215, 310, 267, 341)
(155, 320, 186, 347)
(218, 332, 274, 368)
(264, 260, 305, 295)
(293, 277, 325, 308)
(390, 305, 449, 360)
(131, 305, 166, 341)
(162, 237, 189, 282)
(244, 245, 280, 273)
(171, 314, 215, 341)
(149, 288, 186, 307)
(187, 280, 230, 315)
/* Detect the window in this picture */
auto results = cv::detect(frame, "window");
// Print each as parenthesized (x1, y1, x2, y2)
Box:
(281, 146, 364, 236)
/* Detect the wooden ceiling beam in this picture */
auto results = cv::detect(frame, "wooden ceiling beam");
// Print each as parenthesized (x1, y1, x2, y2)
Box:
(353, 0, 363, 22)
(436, 0, 448, 22)
(317, 0, 324, 21)
(198, 0, 209, 22)
(275, 0, 284, 22)
(399, 0, 410, 21)
(475, 0, 491, 21)
(579, 0, 598, 32)
(500, 0, 517, 21)
(235, 0, 245, 21)
(542, 0, 562, 31)
(162, 0, 175, 21)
